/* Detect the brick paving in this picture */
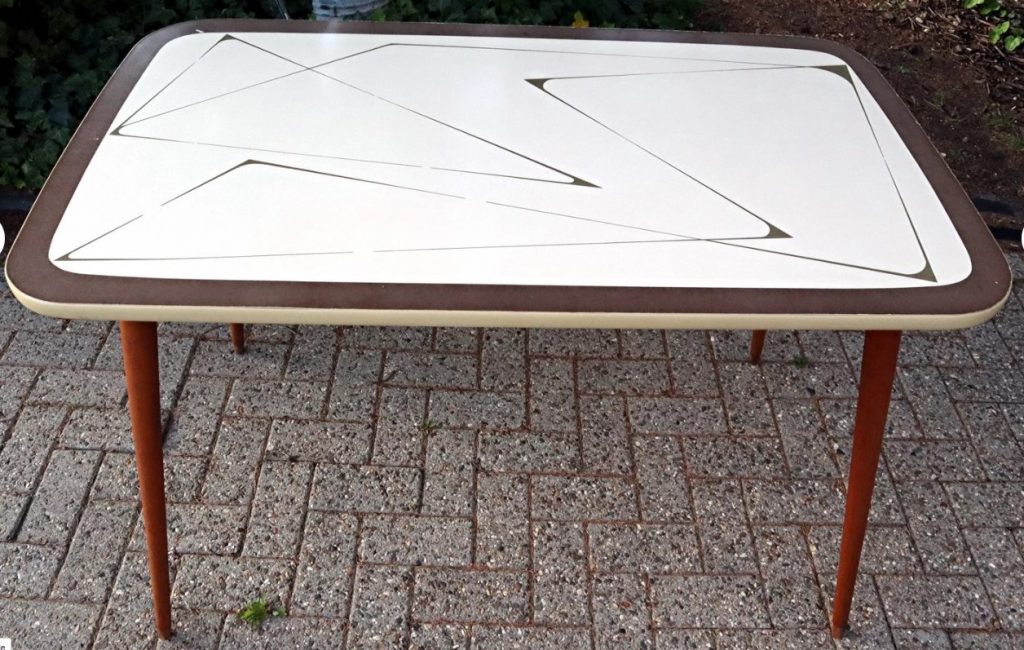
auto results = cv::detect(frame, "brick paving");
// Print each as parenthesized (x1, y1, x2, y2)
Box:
(1, 255, 1024, 649)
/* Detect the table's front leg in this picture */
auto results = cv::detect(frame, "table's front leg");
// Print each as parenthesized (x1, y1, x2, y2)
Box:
(120, 321, 172, 639)
(831, 330, 902, 638)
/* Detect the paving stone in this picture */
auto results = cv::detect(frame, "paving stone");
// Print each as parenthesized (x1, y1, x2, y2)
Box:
(592, 573, 652, 650)
(808, 525, 922, 574)
(798, 330, 849, 364)
(624, 328, 668, 359)
(310, 464, 421, 513)
(957, 402, 1024, 481)
(476, 473, 529, 568)
(164, 377, 228, 455)
(201, 417, 271, 505)
(831, 438, 906, 525)
(291, 511, 357, 616)
(413, 568, 528, 624)
(480, 328, 526, 391)
(900, 333, 975, 368)
(345, 325, 431, 351)
(753, 526, 825, 628)
(1, 330, 103, 368)
(762, 362, 858, 398)
(0, 492, 27, 540)
(373, 387, 428, 465)
(628, 396, 727, 435)
(155, 610, 223, 649)
(285, 326, 337, 382)
(422, 429, 474, 517)
(820, 396, 925, 440)
(0, 291, 64, 332)
(817, 571, 895, 649)
(266, 418, 371, 464)
(532, 475, 638, 521)
(891, 629, 953, 650)
(60, 407, 132, 451)
(28, 368, 124, 408)
(479, 430, 579, 473)
(242, 460, 312, 557)
(532, 521, 589, 624)
(717, 361, 776, 435)
(944, 367, 1024, 402)
(773, 398, 840, 478)
(578, 359, 670, 396)
(691, 478, 758, 573)
(0, 365, 36, 421)
(0, 599, 100, 650)
(326, 349, 381, 421)
(896, 480, 976, 574)
(434, 327, 478, 353)
(949, 632, 1023, 649)
(651, 574, 769, 628)
(588, 523, 700, 573)
(529, 358, 577, 432)
(529, 328, 617, 357)
(744, 478, 847, 525)
(384, 351, 477, 389)
(410, 623, 469, 649)
(85, 553, 160, 648)
(666, 330, 719, 397)
(0, 405, 65, 494)
(884, 440, 985, 481)
(876, 575, 996, 629)
(226, 379, 327, 418)
(189, 339, 289, 377)
(130, 503, 246, 555)
(361, 514, 472, 566)
(52, 501, 136, 602)
(898, 367, 966, 439)
(721, 630, 835, 649)
(634, 435, 691, 521)
(472, 626, 592, 650)
(945, 482, 1024, 527)
(579, 395, 631, 474)
(963, 529, 1024, 630)
(90, 452, 205, 503)
(428, 389, 525, 430)
(17, 449, 100, 545)
(171, 555, 293, 611)
(655, 629, 716, 649)
(348, 564, 413, 648)
(220, 615, 348, 650)
(684, 436, 788, 479)
(0, 541, 62, 597)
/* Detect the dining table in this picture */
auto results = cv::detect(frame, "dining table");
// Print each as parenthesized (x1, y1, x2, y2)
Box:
(4, 19, 1011, 640)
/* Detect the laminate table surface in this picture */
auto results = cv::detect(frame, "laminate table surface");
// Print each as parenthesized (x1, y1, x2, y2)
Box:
(5, 21, 1010, 329)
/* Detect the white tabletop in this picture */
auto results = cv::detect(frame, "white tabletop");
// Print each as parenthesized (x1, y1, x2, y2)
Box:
(6, 24, 1009, 329)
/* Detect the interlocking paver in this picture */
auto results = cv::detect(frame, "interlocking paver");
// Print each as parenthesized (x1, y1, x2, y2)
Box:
(3, 251, 1024, 649)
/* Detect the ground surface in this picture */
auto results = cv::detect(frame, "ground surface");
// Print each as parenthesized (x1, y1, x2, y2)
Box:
(701, 0, 1024, 232)
(1, 252, 1024, 649)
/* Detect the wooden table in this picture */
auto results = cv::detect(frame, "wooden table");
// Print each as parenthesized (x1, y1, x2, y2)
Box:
(5, 20, 1011, 640)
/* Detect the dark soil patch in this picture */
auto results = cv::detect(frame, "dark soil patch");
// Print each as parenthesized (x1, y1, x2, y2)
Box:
(698, 0, 1024, 239)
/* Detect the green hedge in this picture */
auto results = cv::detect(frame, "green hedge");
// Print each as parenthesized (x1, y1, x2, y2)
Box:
(0, 0, 701, 191)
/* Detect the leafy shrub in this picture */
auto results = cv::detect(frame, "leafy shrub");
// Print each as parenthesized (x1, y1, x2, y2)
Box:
(964, 0, 1024, 52)
(0, 0, 701, 191)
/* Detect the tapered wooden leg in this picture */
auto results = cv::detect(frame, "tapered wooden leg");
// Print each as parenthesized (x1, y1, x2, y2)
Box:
(229, 323, 246, 354)
(831, 330, 902, 638)
(120, 321, 172, 640)
(749, 330, 767, 365)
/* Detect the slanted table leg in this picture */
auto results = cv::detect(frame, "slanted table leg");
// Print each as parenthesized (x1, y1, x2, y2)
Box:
(750, 330, 767, 365)
(831, 330, 902, 638)
(229, 323, 246, 354)
(120, 321, 172, 639)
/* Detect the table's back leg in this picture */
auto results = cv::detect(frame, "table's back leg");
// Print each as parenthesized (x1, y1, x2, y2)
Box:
(831, 329, 901, 638)
(749, 330, 767, 364)
(120, 321, 172, 639)
(229, 323, 246, 354)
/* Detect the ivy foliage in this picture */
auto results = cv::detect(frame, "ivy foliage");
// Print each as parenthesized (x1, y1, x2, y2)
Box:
(0, 0, 308, 190)
(964, 0, 1024, 52)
